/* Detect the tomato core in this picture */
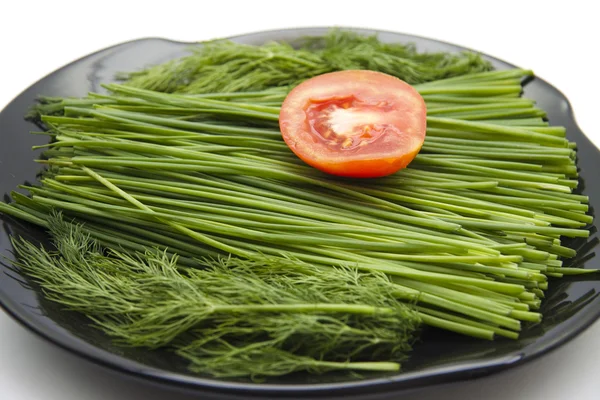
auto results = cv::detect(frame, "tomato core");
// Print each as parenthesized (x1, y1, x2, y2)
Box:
(305, 96, 400, 151)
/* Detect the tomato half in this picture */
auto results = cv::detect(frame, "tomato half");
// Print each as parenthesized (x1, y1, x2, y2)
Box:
(279, 70, 427, 178)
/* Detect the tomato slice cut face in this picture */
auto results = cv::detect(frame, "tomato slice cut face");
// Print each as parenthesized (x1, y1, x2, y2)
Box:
(279, 70, 427, 178)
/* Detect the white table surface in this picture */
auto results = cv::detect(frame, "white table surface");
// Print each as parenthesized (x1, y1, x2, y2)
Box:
(1, 1, 599, 399)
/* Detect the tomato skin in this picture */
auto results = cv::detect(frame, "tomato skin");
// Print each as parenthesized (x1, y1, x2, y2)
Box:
(279, 70, 427, 178)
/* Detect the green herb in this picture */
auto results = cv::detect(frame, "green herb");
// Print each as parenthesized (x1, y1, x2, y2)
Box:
(3, 69, 594, 348)
(11, 213, 419, 379)
(118, 29, 492, 94)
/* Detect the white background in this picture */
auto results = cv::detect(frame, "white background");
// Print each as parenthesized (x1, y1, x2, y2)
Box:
(1, 1, 599, 399)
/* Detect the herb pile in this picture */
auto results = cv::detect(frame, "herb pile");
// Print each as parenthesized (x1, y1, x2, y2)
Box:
(120, 30, 493, 93)
(0, 30, 595, 380)
(12, 213, 418, 378)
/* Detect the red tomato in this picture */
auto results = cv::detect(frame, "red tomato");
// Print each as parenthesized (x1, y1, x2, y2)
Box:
(279, 70, 427, 178)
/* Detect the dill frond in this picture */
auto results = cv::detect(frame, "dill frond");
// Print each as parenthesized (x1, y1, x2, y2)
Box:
(9, 213, 420, 378)
(121, 29, 492, 94)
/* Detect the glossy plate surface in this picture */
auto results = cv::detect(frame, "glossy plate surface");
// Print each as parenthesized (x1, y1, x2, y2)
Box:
(1, 28, 599, 399)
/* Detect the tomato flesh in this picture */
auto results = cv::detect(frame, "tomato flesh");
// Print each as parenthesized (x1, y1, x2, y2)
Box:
(279, 70, 427, 178)
(307, 96, 402, 150)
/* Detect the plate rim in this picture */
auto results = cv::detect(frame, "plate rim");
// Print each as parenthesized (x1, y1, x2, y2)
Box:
(1, 26, 599, 398)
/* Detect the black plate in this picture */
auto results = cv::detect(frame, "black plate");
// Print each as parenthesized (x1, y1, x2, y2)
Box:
(1, 27, 599, 399)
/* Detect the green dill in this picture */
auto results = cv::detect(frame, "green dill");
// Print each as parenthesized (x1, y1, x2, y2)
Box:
(10, 213, 420, 379)
(120, 29, 492, 94)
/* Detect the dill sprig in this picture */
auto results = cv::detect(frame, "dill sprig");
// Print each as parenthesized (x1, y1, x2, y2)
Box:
(10, 213, 420, 379)
(301, 29, 493, 84)
(120, 29, 492, 94)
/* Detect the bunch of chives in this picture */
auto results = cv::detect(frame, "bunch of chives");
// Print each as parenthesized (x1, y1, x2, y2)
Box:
(1, 68, 594, 342)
